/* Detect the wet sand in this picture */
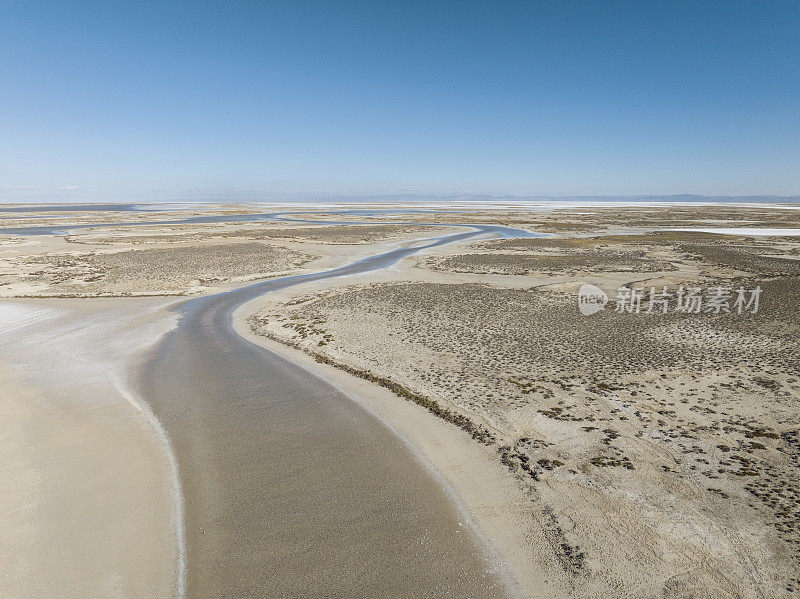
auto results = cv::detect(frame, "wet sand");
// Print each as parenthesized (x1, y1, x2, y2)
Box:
(134, 228, 523, 597)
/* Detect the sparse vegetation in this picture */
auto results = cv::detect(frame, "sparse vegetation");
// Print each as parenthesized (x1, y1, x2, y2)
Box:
(250, 222, 800, 596)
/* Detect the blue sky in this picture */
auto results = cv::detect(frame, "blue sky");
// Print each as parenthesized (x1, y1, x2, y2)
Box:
(1, 1, 799, 201)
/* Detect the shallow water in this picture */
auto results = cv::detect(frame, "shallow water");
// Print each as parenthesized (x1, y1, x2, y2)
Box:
(135, 226, 529, 598)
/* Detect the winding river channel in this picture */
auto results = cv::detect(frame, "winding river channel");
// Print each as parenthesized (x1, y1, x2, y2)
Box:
(4, 210, 538, 597)
(137, 225, 536, 598)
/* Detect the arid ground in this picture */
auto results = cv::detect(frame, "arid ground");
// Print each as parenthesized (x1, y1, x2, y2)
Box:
(2, 202, 799, 598)
(246, 204, 800, 598)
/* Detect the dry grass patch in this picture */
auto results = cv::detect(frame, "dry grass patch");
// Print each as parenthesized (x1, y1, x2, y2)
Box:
(251, 278, 800, 596)
(1, 242, 314, 296)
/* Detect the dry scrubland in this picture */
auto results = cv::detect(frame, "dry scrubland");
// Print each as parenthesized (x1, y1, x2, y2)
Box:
(251, 220, 800, 598)
(293, 203, 800, 232)
(67, 223, 441, 246)
(0, 212, 446, 296)
(0, 242, 312, 296)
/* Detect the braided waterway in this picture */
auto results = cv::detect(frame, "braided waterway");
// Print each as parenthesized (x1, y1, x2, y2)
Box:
(134, 224, 539, 598)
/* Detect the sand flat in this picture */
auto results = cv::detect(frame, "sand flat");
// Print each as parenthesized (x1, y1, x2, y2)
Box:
(0, 299, 181, 598)
(5, 202, 800, 598)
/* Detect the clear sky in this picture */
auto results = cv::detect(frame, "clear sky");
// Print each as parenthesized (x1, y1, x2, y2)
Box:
(1, 1, 799, 202)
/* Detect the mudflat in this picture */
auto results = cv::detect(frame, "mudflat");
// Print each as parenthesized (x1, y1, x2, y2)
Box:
(133, 228, 521, 598)
(4, 202, 800, 598)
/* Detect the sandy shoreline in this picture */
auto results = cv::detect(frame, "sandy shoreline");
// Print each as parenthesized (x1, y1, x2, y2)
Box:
(1, 223, 512, 598)
(0, 297, 183, 598)
(131, 226, 530, 598)
(228, 228, 585, 597)
(234, 320, 570, 597)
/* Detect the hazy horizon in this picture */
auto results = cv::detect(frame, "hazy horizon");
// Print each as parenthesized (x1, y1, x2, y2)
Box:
(2, 193, 800, 207)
